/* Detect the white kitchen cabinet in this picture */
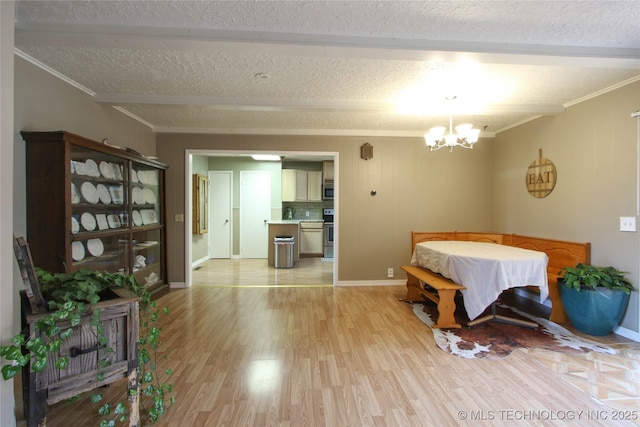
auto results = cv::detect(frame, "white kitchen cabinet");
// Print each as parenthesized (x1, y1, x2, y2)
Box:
(299, 221, 324, 255)
(282, 169, 296, 201)
(323, 161, 334, 181)
(295, 170, 308, 201)
(282, 169, 322, 202)
(307, 171, 322, 201)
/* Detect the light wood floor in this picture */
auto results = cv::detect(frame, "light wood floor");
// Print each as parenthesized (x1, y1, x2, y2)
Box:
(192, 258, 334, 287)
(14, 264, 640, 426)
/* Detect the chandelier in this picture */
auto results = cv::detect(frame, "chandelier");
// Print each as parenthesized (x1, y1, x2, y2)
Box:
(424, 97, 480, 152)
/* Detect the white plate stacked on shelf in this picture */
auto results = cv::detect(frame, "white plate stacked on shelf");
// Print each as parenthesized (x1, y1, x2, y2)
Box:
(96, 184, 111, 204)
(137, 170, 158, 185)
(84, 159, 101, 177)
(132, 187, 144, 205)
(109, 185, 124, 204)
(80, 182, 99, 204)
(87, 238, 104, 257)
(71, 183, 81, 204)
(99, 161, 116, 179)
(142, 188, 156, 204)
(141, 209, 158, 225)
(107, 214, 121, 229)
(71, 217, 80, 234)
(95, 213, 109, 230)
(80, 212, 96, 231)
(132, 210, 143, 226)
(72, 241, 85, 261)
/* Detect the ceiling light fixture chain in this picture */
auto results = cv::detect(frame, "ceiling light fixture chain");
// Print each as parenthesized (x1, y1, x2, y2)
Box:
(424, 96, 480, 152)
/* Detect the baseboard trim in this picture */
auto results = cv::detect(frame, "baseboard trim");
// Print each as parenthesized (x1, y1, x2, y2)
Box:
(170, 282, 187, 289)
(338, 279, 406, 287)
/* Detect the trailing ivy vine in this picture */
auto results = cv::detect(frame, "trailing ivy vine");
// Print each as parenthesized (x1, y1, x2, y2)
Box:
(0, 268, 174, 425)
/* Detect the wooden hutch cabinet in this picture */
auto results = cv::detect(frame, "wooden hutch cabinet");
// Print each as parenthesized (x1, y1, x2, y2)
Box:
(21, 131, 169, 298)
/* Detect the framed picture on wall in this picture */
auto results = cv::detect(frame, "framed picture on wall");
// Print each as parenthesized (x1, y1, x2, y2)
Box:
(192, 174, 208, 235)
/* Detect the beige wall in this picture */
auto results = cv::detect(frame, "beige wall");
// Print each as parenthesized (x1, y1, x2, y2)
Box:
(157, 134, 494, 283)
(12, 58, 156, 317)
(1, 2, 16, 424)
(13, 56, 156, 238)
(492, 81, 640, 332)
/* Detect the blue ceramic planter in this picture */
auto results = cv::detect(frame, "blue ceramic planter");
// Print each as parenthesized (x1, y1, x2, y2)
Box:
(559, 283, 630, 336)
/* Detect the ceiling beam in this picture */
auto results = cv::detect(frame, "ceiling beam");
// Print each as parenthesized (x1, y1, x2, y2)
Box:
(93, 92, 565, 116)
(15, 25, 640, 69)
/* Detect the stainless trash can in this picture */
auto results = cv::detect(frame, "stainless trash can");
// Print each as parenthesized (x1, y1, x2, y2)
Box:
(274, 235, 295, 268)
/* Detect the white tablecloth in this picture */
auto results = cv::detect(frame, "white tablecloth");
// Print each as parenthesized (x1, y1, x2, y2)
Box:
(411, 241, 549, 320)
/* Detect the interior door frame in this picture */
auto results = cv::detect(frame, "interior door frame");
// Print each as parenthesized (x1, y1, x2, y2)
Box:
(184, 149, 338, 288)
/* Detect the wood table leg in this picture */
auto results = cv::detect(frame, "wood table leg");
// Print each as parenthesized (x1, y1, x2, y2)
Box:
(433, 289, 462, 329)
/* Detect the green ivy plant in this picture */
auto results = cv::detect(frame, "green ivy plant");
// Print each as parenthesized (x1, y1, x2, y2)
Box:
(0, 268, 174, 426)
(560, 263, 634, 294)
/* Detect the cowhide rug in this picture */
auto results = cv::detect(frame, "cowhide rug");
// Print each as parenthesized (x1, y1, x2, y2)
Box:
(412, 302, 616, 359)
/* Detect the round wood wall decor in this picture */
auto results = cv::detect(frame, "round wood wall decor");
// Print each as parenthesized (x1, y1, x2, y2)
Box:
(526, 149, 557, 198)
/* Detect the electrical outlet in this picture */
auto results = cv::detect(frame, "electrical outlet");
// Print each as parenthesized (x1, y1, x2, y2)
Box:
(620, 216, 636, 232)
(387, 268, 394, 278)
(306, 211, 310, 217)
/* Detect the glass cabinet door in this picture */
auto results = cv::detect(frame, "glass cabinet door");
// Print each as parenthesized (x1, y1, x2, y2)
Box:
(69, 146, 129, 273)
(130, 162, 164, 291)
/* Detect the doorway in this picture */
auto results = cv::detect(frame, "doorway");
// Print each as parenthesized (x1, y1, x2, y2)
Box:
(185, 150, 338, 288)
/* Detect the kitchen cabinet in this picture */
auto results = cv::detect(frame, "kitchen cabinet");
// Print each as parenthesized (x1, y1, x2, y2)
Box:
(282, 169, 322, 202)
(323, 161, 334, 181)
(294, 170, 308, 201)
(21, 130, 169, 298)
(307, 171, 322, 201)
(299, 221, 324, 255)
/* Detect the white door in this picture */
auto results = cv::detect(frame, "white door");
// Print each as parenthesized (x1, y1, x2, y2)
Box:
(209, 171, 232, 258)
(240, 171, 271, 258)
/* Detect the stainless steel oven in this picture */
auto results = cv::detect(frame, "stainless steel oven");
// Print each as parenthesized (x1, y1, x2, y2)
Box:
(323, 208, 334, 258)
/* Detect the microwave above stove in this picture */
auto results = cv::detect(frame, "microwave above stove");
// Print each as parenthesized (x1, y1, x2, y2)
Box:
(322, 182, 334, 200)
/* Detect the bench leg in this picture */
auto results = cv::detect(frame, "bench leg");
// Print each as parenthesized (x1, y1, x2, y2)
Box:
(402, 277, 422, 301)
(433, 289, 461, 329)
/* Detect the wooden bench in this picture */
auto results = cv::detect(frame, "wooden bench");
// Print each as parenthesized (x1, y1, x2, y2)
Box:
(405, 231, 591, 325)
(401, 265, 466, 328)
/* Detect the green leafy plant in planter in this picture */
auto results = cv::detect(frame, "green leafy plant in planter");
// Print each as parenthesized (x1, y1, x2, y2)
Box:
(559, 263, 634, 336)
(0, 268, 174, 426)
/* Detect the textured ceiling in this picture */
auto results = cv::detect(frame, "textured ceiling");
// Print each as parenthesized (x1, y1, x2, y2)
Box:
(14, 0, 640, 137)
